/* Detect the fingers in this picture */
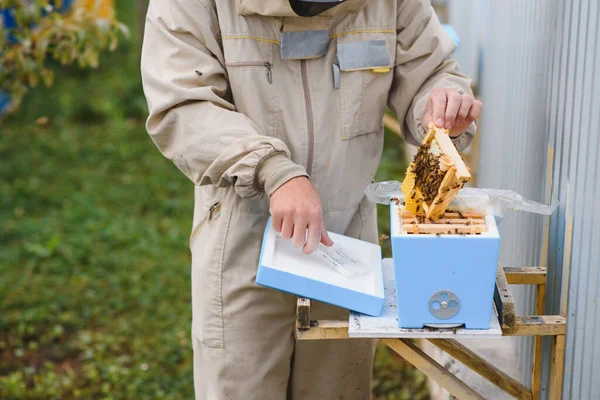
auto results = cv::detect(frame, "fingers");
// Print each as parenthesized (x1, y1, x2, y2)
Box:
(281, 212, 331, 255)
(444, 91, 462, 129)
(430, 88, 447, 128)
(292, 217, 308, 247)
(280, 216, 294, 240)
(422, 96, 434, 129)
(272, 214, 283, 233)
(320, 223, 334, 247)
(456, 94, 474, 126)
(425, 88, 483, 139)
(303, 221, 321, 254)
(268, 176, 326, 255)
(468, 100, 483, 122)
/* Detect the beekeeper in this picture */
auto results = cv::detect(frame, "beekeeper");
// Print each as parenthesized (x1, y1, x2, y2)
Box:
(141, 0, 482, 398)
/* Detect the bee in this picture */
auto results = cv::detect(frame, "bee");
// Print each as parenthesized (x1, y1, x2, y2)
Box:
(436, 232, 442, 237)
(416, 205, 421, 212)
(411, 191, 416, 199)
(435, 199, 443, 205)
(458, 211, 465, 219)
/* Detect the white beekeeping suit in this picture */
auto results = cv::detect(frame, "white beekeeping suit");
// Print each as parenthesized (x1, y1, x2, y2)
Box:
(141, 0, 475, 398)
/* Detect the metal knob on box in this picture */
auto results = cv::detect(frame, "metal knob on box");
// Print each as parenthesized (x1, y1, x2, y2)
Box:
(428, 290, 460, 319)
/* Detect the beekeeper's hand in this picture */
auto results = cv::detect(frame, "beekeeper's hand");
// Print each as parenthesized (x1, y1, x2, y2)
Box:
(422, 88, 483, 138)
(270, 177, 334, 254)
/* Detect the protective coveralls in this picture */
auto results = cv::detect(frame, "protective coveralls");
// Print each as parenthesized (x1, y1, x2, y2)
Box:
(141, 0, 476, 398)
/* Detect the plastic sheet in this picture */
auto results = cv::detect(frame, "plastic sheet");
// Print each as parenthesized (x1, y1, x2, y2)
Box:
(315, 243, 370, 278)
(365, 181, 558, 222)
(364, 180, 402, 205)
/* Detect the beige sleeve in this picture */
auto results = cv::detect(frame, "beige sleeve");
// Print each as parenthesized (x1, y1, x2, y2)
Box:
(141, 0, 307, 198)
(387, 0, 476, 151)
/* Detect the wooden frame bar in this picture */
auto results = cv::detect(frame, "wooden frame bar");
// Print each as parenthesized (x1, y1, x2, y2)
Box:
(382, 339, 484, 400)
(294, 264, 566, 400)
(295, 319, 349, 340)
(504, 267, 547, 285)
(427, 339, 532, 400)
(296, 297, 311, 330)
(494, 263, 516, 329)
(549, 334, 566, 400)
(502, 316, 565, 336)
(531, 282, 546, 399)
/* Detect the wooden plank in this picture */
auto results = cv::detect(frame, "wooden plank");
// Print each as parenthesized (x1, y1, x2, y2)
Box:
(549, 334, 565, 400)
(383, 113, 401, 136)
(427, 184, 465, 221)
(402, 223, 486, 235)
(428, 339, 532, 400)
(560, 214, 573, 317)
(494, 264, 516, 329)
(401, 211, 483, 219)
(540, 145, 554, 272)
(295, 320, 350, 340)
(296, 297, 311, 330)
(383, 338, 484, 400)
(401, 217, 485, 225)
(433, 126, 471, 180)
(426, 165, 458, 220)
(503, 316, 566, 336)
(504, 267, 547, 285)
(531, 284, 546, 399)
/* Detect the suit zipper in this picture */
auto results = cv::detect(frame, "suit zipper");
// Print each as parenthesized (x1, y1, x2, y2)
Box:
(300, 60, 314, 176)
(225, 61, 272, 84)
(189, 202, 221, 246)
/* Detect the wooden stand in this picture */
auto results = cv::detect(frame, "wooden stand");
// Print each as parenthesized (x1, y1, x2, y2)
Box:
(295, 264, 566, 400)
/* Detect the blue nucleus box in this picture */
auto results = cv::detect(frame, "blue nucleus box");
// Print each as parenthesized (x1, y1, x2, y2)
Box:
(390, 201, 500, 329)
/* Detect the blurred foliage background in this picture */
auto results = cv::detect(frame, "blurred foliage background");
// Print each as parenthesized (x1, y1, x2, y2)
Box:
(0, 1, 427, 399)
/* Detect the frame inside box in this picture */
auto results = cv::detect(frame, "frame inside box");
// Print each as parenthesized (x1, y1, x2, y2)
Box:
(390, 201, 499, 238)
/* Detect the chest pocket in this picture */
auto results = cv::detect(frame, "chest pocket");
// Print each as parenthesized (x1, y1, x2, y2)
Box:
(334, 36, 395, 139)
(223, 37, 282, 140)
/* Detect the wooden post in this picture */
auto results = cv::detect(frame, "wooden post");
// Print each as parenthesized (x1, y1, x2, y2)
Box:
(296, 297, 311, 330)
(548, 334, 565, 400)
(494, 264, 516, 330)
(531, 283, 546, 399)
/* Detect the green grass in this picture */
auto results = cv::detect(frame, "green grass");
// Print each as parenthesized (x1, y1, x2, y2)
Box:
(0, 2, 427, 399)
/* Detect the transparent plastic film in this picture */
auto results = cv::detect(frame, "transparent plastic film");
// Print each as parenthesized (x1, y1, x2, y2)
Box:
(365, 181, 558, 222)
(364, 180, 403, 205)
(315, 243, 370, 278)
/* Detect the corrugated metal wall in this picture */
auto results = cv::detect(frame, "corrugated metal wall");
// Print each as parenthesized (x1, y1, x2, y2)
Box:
(469, 0, 600, 398)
